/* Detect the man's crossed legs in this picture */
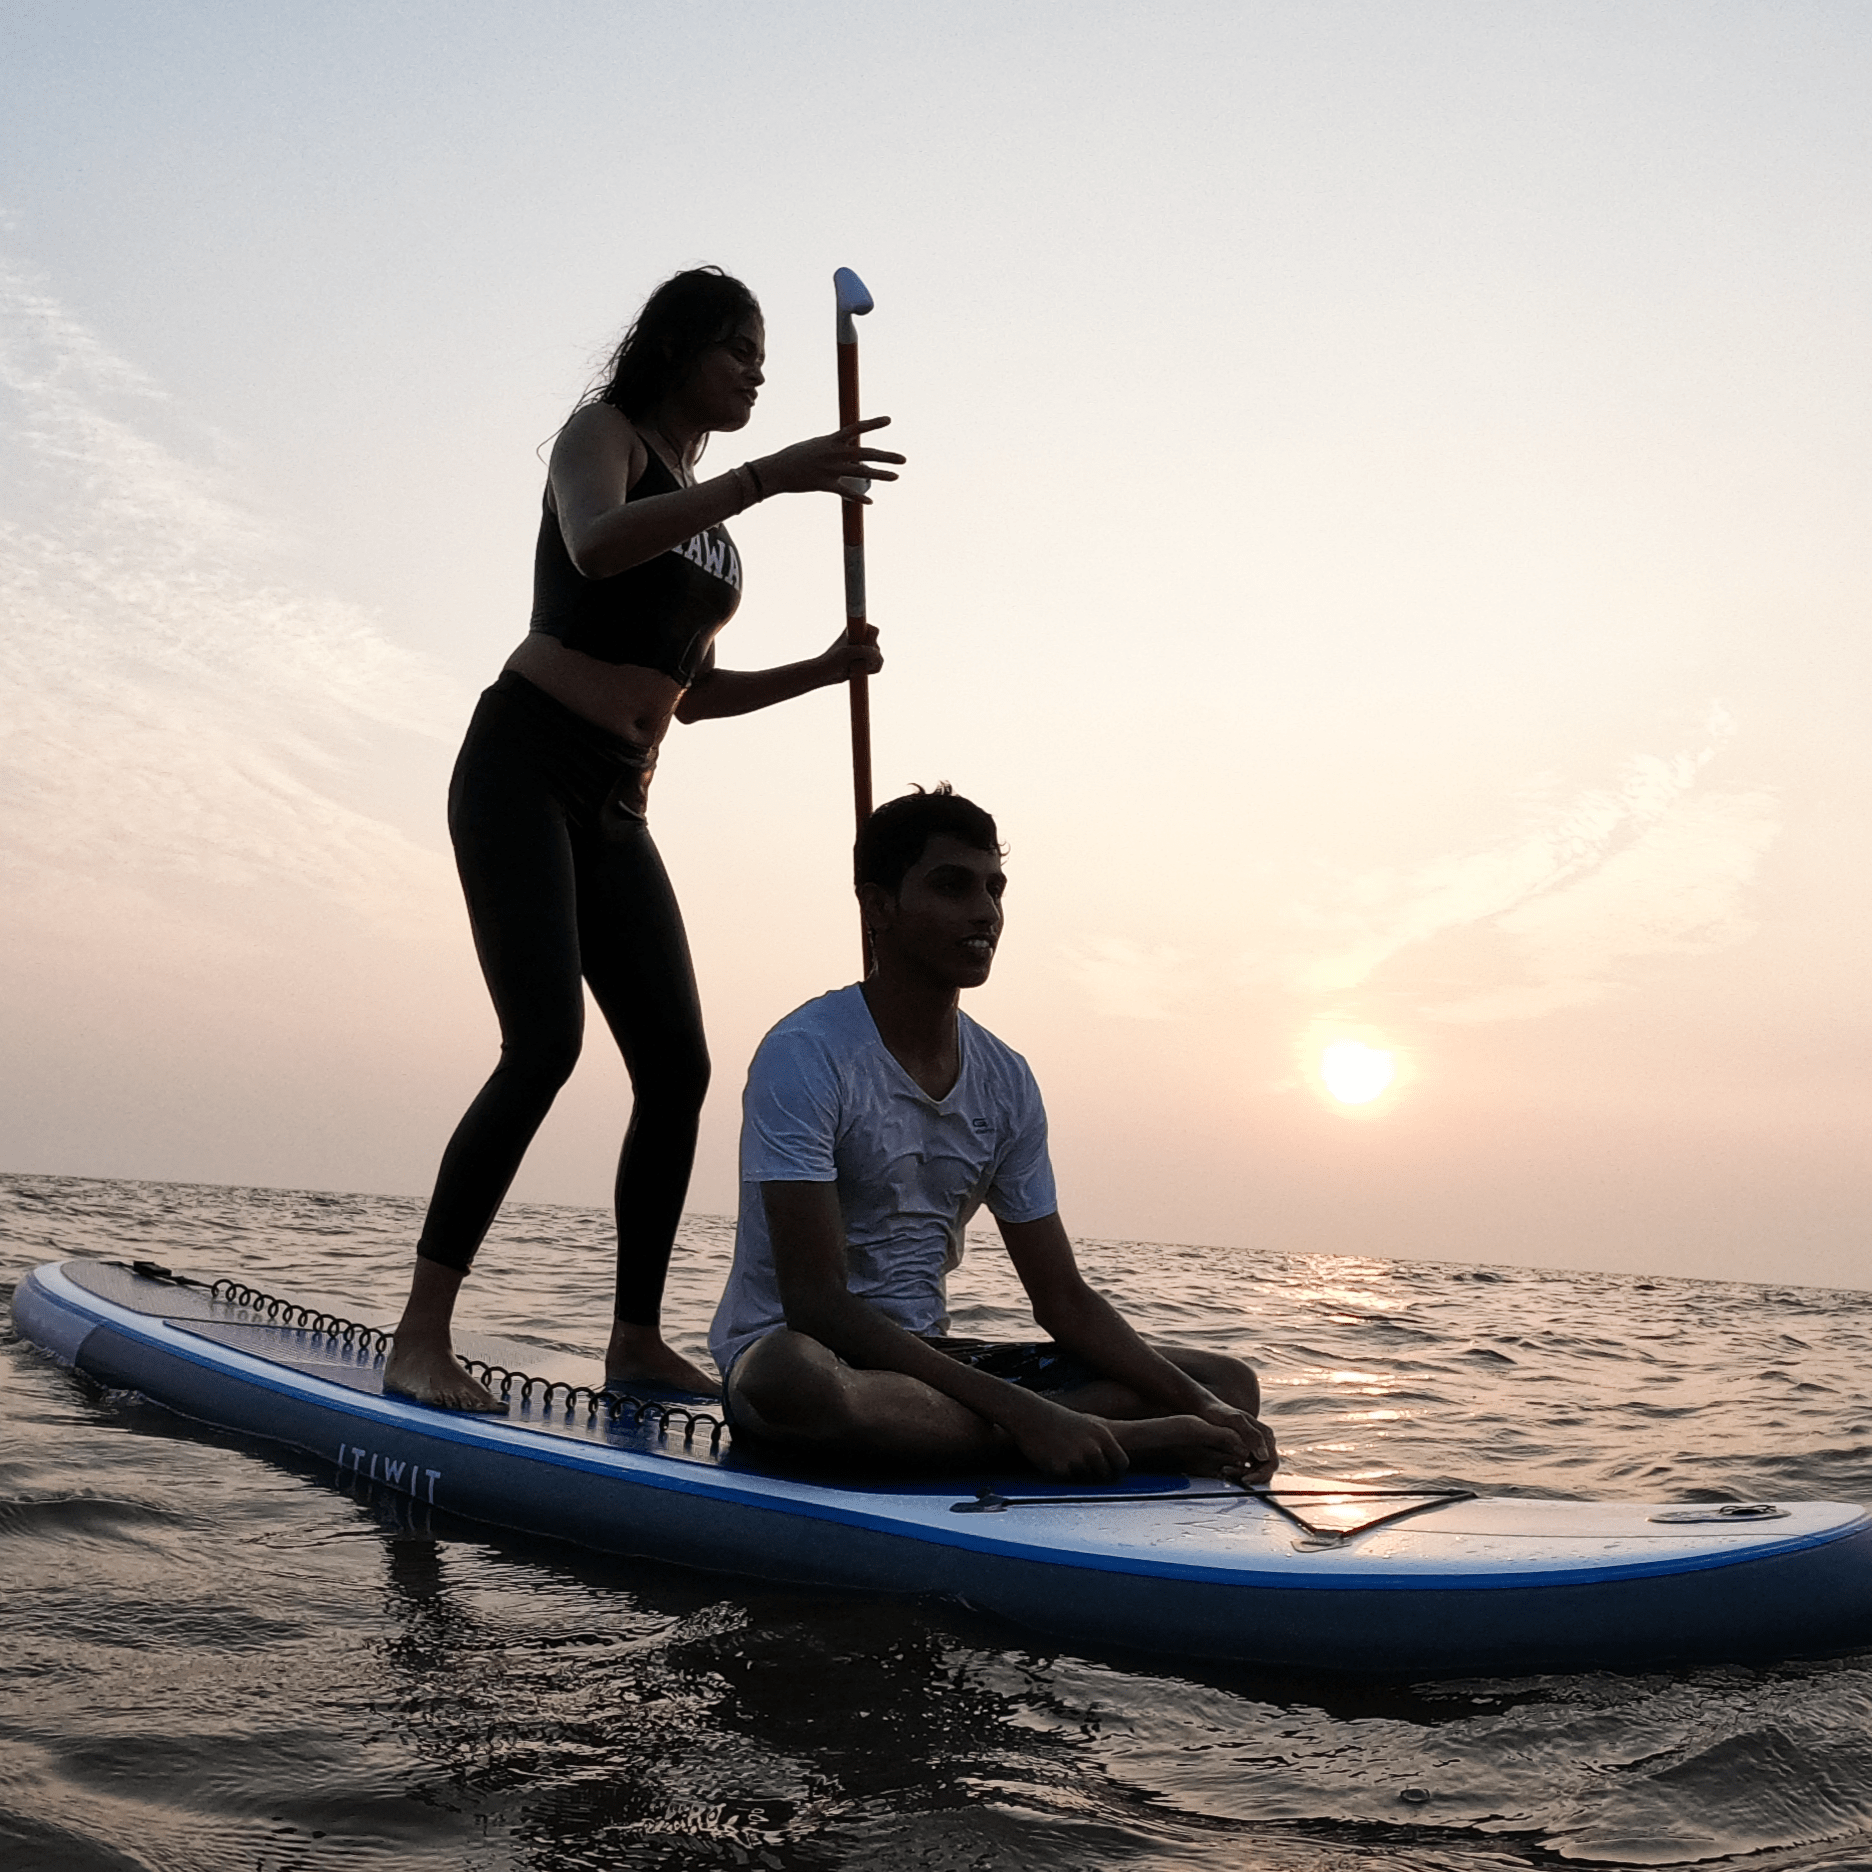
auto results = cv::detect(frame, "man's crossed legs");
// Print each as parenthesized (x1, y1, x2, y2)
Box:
(727, 1329, 1267, 1478)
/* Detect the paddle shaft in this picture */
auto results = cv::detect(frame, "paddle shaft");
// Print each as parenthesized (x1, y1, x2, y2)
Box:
(837, 303, 872, 968)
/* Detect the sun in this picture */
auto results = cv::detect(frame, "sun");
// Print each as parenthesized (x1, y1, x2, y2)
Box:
(1320, 1040, 1395, 1107)
(1297, 1023, 1410, 1115)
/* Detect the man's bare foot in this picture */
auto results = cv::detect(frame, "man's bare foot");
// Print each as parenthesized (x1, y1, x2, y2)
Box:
(604, 1322, 718, 1395)
(1108, 1413, 1254, 1478)
(383, 1335, 505, 1412)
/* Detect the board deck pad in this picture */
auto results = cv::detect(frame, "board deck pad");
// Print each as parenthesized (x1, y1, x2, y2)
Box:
(59, 1259, 1441, 1509)
(63, 1258, 745, 1468)
(45, 1258, 1870, 1548)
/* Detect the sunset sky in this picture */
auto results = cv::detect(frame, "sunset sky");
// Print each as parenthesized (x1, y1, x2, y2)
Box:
(3, 2, 1870, 1287)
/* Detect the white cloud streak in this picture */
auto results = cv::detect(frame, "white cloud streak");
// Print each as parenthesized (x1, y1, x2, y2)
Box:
(1063, 937, 1192, 1021)
(1279, 709, 1779, 1021)
(0, 260, 461, 934)
(1066, 715, 1776, 1030)
(1427, 786, 1780, 1022)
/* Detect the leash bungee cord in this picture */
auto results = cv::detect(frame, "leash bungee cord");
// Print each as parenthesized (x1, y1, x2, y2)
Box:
(119, 1261, 727, 1450)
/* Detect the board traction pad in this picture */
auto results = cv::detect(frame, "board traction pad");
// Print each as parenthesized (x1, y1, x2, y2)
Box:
(62, 1259, 1839, 1534)
(61, 1257, 735, 1468)
(47, 1260, 1525, 1516)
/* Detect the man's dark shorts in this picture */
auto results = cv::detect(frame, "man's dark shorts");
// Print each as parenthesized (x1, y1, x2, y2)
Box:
(920, 1336, 1104, 1394)
(721, 1333, 1106, 1435)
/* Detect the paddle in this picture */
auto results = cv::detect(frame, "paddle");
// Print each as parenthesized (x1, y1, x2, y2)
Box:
(834, 266, 875, 968)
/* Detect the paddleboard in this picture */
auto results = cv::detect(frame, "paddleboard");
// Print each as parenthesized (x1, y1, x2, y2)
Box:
(15, 1256, 1872, 1677)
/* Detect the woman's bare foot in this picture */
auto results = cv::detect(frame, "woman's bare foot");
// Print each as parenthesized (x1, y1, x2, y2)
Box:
(383, 1334, 505, 1412)
(382, 1258, 504, 1410)
(604, 1321, 719, 1395)
(1108, 1413, 1252, 1477)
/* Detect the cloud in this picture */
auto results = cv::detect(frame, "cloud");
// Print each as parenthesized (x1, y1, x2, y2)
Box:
(1063, 937, 1192, 1021)
(0, 258, 462, 937)
(1425, 787, 1779, 1021)
(1274, 710, 1778, 1022)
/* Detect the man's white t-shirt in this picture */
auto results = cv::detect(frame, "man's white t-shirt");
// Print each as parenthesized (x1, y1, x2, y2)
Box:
(708, 984, 1059, 1376)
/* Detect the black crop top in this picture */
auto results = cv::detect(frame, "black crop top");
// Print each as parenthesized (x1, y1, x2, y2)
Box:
(528, 446, 742, 683)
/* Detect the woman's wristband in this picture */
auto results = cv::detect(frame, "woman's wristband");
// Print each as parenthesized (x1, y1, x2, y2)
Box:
(729, 461, 768, 515)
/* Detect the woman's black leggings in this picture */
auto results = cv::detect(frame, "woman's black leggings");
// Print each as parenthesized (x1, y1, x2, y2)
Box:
(416, 671, 708, 1324)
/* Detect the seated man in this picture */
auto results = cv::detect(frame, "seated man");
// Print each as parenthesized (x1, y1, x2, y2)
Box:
(710, 787, 1279, 1484)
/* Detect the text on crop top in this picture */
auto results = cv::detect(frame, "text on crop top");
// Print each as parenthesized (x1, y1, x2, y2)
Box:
(528, 442, 742, 682)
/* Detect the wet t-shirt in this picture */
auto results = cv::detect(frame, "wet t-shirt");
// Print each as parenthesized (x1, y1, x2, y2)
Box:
(708, 985, 1059, 1375)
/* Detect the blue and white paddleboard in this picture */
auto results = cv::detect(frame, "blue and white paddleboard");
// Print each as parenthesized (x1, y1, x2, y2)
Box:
(15, 1257, 1872, 1677)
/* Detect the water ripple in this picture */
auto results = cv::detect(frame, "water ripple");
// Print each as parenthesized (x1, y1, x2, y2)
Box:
(6, 1170, 1872, 1869)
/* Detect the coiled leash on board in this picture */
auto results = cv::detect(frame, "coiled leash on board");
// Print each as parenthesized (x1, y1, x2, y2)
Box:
(123, 1260, 727, 1451)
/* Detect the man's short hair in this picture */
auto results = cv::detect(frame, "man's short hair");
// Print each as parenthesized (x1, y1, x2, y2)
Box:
(855, 785, 1002, 895)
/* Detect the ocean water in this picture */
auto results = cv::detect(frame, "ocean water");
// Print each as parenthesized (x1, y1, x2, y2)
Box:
(6, 1173, 1872, 1871)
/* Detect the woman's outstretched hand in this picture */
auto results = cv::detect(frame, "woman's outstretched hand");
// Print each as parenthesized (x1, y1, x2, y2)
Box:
(816, 624, 883, 686)
(754, 417, 903, 504)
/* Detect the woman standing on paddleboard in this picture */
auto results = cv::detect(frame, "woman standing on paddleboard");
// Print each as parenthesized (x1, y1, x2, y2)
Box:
(385, 267, 901, 1410)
